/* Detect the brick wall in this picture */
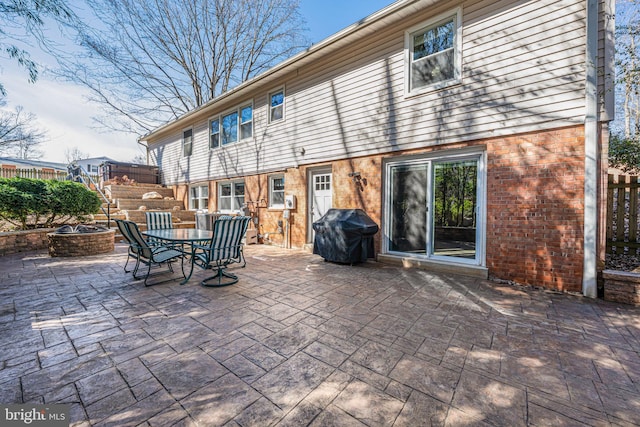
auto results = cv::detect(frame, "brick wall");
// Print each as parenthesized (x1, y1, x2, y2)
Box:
(0, 229, 54, 256)
(168, 125, 588, 292)
(485, 126, 585, 292)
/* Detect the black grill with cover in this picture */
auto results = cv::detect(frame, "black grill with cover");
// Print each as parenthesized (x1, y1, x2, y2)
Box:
(312, 209, 379, 264)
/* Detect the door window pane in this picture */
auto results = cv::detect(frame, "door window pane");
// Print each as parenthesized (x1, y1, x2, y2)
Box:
(389, 164, 428, 253)
(432, 160, 477, 259)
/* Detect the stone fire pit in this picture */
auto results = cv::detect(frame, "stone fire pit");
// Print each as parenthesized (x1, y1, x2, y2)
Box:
(47, 225, 115, 257)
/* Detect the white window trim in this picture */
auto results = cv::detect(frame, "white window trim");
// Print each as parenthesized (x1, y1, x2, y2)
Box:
(209, 102, 253, 150)
(189, 184, 209, 211)
(268, 174, 285, 209)
(382, 147, 486, 267)
(218, 180, 246, 213)
(268, 87, 285, 124)
(404, 7, 462, 97)
(182, 128, 193, 157)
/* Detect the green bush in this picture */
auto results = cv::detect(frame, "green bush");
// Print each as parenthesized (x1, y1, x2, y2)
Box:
(0, 177, 101, 230)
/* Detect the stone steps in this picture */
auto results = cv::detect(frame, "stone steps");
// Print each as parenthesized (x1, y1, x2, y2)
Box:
(116, 199, 183, 210)
(104, 184, 174, 200)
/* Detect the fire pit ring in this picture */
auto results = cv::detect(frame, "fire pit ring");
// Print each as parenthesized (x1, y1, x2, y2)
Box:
(47, 225, 115, 257)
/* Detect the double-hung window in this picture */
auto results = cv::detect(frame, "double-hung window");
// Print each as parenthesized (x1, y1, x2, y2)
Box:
(269, 175, 285, 208)
(221, 111, 239, 145)
(218, 181, 245, 212)
(182, 128, 193, 157)
(210, 119, 220, 149)
(406, 8, 461, 94)
(210, 104, 252, 148)
(269, 89, 284, 123)
(189, 185, 209, 210)
(240, 105, 253, 139)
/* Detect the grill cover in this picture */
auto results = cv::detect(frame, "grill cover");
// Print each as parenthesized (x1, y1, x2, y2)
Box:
(312, 209, 379, 264)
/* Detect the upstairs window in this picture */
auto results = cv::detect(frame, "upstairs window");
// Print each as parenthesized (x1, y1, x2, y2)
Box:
(210, 119, 220, 149)
(210, 104, 252, 149)
(222, 111, 239, 145)
(407, 9, 461, 94)
(182, 128, 193, 157)
(240, 105, 253, 139)
(269, 89, 284, 123)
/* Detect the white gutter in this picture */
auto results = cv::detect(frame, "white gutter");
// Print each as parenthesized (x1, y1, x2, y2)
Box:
(583, 0, 599, 298)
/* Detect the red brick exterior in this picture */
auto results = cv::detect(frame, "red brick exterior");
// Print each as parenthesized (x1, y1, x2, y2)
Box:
(174, 125, 590, 292)
(485, 126, 585, 293)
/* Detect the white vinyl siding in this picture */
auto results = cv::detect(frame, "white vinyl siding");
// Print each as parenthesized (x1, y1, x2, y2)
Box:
(149, 0, 593, 186)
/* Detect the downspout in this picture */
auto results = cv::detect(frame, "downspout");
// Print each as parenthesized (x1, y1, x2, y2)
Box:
(136, 137, 150, 165)
(583, 0, 599, 298)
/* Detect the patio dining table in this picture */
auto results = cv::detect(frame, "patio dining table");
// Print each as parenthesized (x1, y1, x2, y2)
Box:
(142, 228, 213, 284)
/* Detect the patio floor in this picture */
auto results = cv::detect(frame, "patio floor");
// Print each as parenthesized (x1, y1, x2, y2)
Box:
(1, 244, 639, 426)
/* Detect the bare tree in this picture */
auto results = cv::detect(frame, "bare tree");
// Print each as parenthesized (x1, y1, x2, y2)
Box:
(58, 0, 308, 135)
(616, 0, 640, 138)
(64, 146, 88, 163)
(0, 104, 46, 159)
(0, 0, 76, 95)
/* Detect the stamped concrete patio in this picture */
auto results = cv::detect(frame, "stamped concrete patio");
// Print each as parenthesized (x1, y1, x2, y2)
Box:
(0, 243, 639, 426)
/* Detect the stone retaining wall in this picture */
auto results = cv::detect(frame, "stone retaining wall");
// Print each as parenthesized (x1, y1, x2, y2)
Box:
(602, 270, 640, 306)
(0, 229, 55, 256)
(47, 230, 115, 257)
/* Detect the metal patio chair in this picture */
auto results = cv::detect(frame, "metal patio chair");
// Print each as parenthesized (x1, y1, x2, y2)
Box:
(145, 211, 173, 246)
(191, 216, 250, 287)
(114, 219, 139, 273)
(122, 220, 185, 286)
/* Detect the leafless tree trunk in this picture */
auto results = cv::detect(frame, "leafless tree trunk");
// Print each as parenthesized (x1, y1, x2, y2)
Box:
(617, 0, 640, 139)
(57, 0, 307, 135)
(0, 105, 46, 159)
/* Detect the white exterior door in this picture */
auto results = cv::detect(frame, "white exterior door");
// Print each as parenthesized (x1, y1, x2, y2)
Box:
(309, 170, 333, 241)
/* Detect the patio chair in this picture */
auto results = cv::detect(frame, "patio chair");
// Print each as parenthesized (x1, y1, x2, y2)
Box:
(122, 220, 186, 286)
(191, 216, 251, 287)
(114, 219, 139, 273)
(145, 211, 173, 246)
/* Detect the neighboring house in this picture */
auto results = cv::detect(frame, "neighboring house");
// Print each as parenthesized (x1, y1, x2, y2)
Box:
(76, 157, 116, 175)
(140, 0, 615, 297)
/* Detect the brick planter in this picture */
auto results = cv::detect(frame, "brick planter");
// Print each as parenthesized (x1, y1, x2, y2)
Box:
(602, 270, 640, 306)
(47, 229, 115, 257)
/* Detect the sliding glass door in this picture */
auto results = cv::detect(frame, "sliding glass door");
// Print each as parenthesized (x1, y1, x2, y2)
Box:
(385, 152, 484, 265)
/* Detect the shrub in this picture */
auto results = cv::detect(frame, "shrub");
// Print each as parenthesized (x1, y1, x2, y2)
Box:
(0, 177, 101, 230)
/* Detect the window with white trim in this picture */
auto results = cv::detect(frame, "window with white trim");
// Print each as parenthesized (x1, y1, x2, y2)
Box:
(189, 185, 209, 210)
(406, 9, 461, 94)
(209, 104, 252, 149)
(218, 181, 245, 212)
(269, 89, 284, 123)
(269, 175, 285, 208)
(182, 128, 193, 157)
(209, 119, 220, 149)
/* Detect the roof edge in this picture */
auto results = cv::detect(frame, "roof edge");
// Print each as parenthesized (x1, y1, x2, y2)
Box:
(142, 0, 416, 142)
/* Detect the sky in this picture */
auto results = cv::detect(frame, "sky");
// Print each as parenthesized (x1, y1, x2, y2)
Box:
(0, 0, 395, 164)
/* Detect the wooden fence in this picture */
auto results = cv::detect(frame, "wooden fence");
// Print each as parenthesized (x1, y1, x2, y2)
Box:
(607, 173, 640, 254)
(0, 166, 68, 181)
